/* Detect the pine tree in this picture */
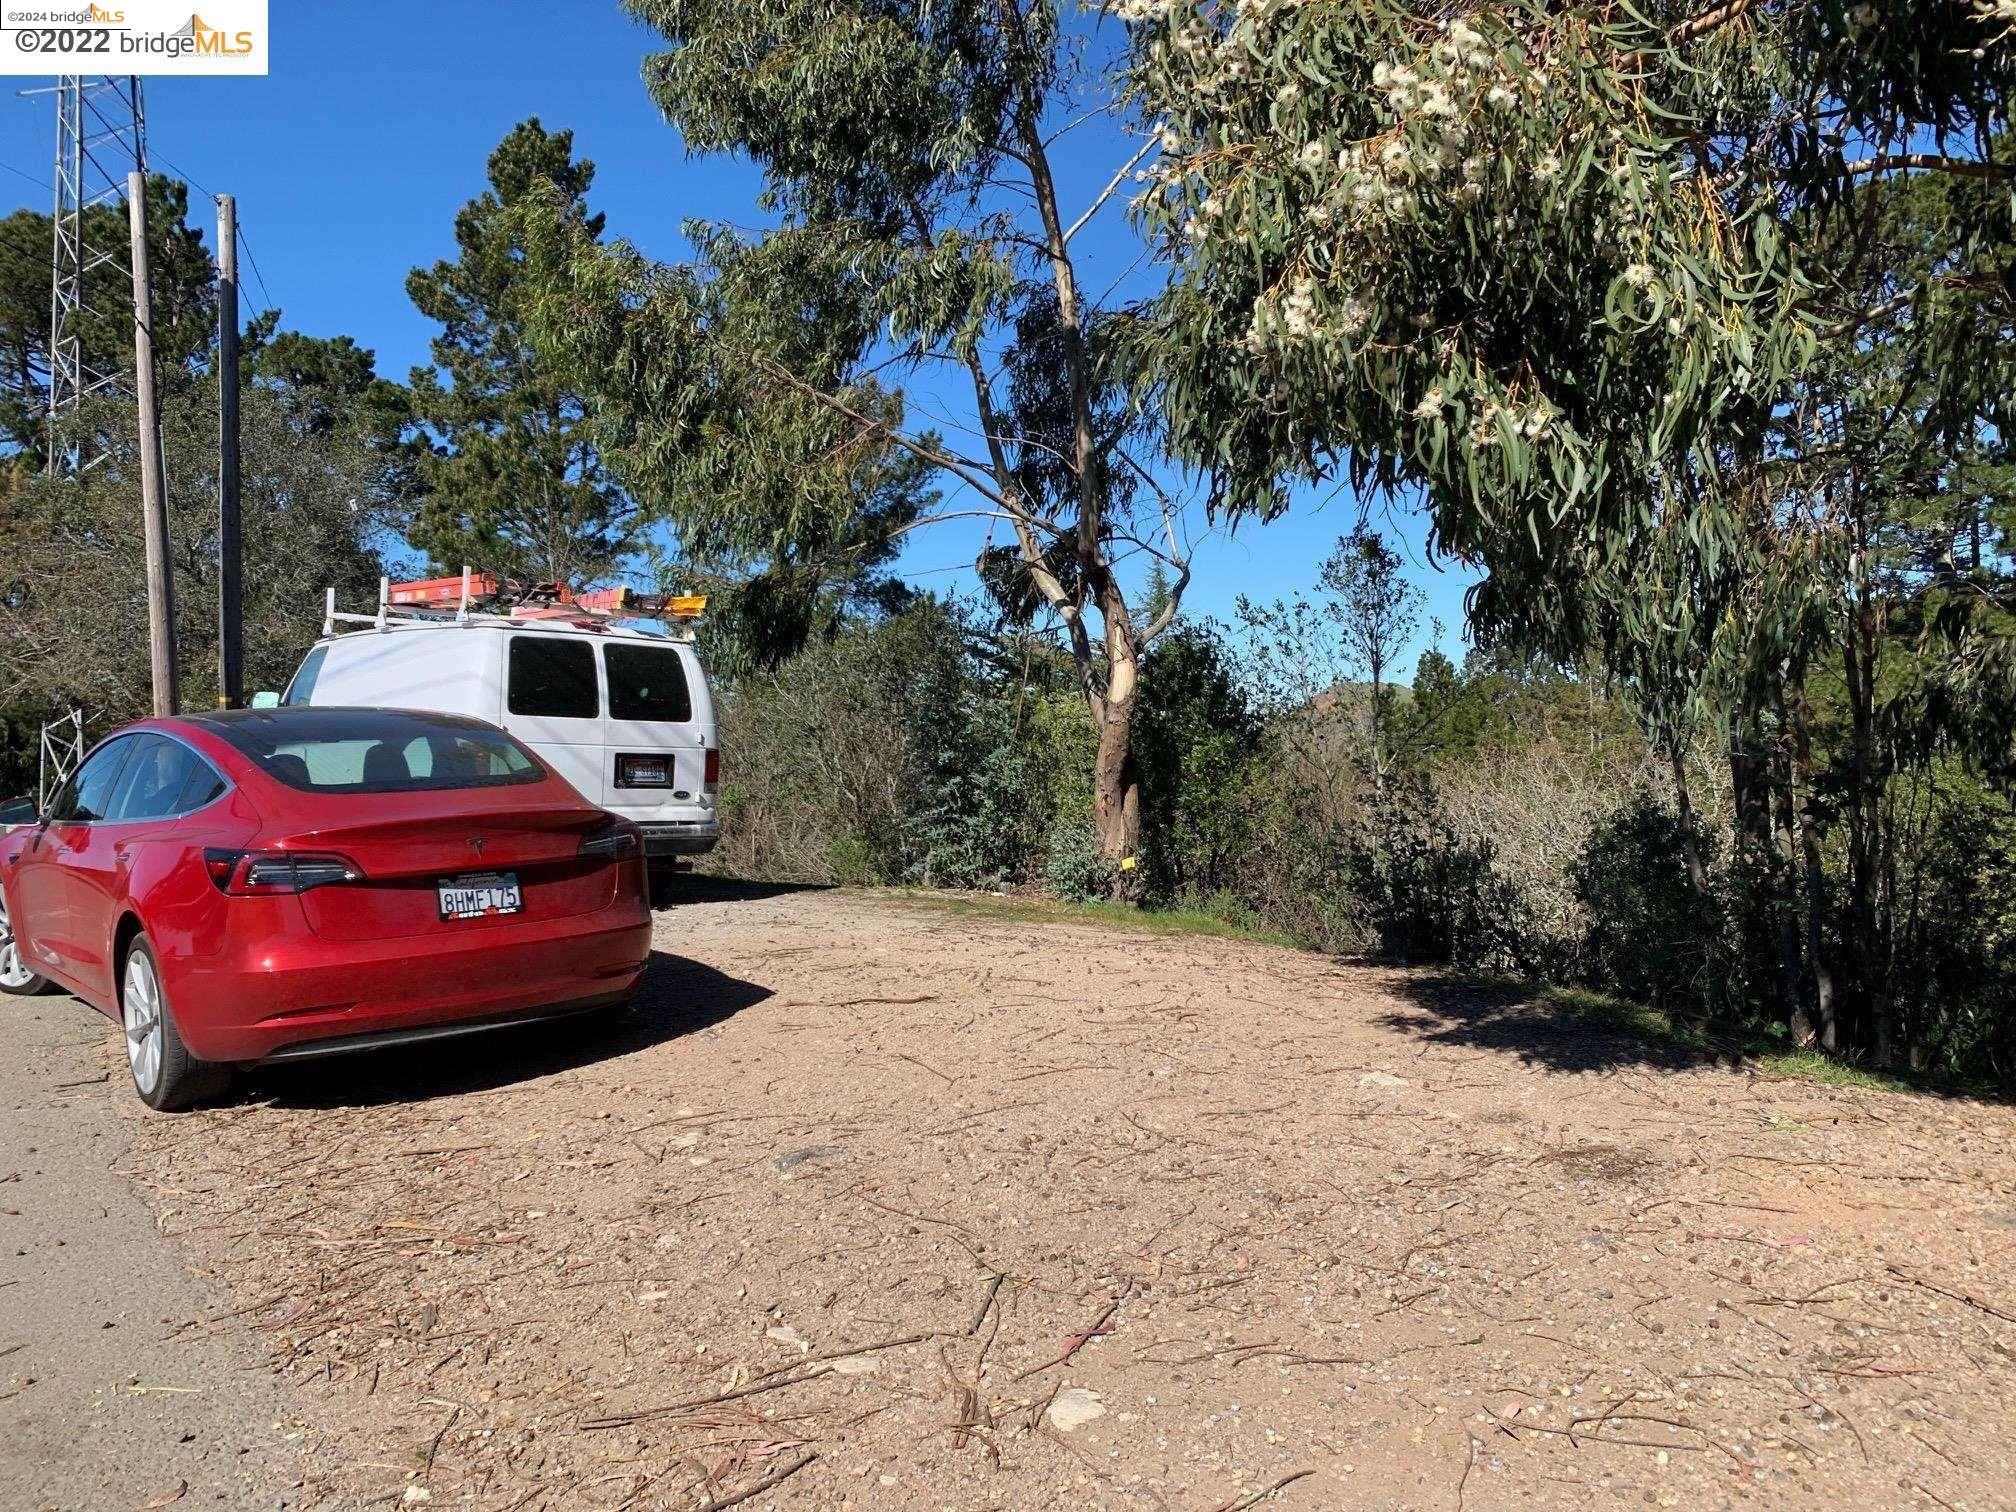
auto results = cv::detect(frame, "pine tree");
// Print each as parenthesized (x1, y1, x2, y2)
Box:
(405, 119, 635, 587)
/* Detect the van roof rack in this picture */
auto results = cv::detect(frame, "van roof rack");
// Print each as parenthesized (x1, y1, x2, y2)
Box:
(322, 567, 706, 641)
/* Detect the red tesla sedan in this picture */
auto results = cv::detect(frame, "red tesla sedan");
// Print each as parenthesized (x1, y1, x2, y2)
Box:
(0, 708, 652, 1110)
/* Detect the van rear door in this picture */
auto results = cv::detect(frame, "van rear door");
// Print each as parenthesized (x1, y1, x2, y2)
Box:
(599, 640, 711, 820)
(502, 633, 607, 805)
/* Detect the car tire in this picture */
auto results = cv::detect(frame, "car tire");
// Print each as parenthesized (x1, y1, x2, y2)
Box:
(0, 884, 55, 997)
(121, 936, 230, 1112)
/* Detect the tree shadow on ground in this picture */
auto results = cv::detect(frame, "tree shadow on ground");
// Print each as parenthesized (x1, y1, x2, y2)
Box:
(655, 874, 835, 908)
(1374, 975, 1736, 1078)
(237, 949, 772, 1109)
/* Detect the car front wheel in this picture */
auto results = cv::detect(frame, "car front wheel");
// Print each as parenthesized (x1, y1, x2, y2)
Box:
(121, 936, 229, 1111)
(0, 885, 54, 997)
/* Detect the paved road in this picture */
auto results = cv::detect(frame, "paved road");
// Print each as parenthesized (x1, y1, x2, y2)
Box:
(0, 991, 310, 1511)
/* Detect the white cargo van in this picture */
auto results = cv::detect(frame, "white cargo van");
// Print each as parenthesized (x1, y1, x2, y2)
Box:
(279, 581, 719, 877)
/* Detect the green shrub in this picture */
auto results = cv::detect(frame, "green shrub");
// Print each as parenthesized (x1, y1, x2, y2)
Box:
(1571, 797, 1731, 1014)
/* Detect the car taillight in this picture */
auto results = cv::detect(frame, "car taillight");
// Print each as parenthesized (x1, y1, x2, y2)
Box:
(704, 748, 720, 790)
(578, 817, 640, 862)
(203, 849, 362, 895)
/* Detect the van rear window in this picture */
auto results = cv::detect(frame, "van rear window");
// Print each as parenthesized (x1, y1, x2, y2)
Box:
(192, 709, 544, 794)
(606, 643, 692, 723)
(509, 636, 599, 719)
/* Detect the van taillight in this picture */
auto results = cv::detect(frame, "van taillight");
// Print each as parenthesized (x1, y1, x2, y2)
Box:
(704, 749, 720, 790)
(204, 849, 362, 895)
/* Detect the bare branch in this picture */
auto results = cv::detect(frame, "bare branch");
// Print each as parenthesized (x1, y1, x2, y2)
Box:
(750, 356, 1008, 505)
(1845, 154, 2014, 181)
(1064, 139, 1158, 248)
(1671, 0, 1761, 45)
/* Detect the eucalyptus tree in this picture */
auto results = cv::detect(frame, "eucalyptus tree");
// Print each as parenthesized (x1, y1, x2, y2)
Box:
(521, 0, 1203, 891)
(1126, 0, 2013, 1056)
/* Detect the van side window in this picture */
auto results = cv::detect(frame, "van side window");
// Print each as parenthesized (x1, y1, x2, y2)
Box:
(508, 636, 599, 719)
(283, 644, 328, 706)
(606, 643, 693, 723)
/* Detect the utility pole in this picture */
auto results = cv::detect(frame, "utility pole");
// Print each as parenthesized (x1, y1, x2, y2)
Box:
(127, 170, 178, 716)
(216, 194, 242, 708)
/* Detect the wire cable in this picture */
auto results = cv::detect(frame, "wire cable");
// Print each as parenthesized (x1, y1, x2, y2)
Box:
(232, 220, 276, 312)
(0, 157, 52, 194)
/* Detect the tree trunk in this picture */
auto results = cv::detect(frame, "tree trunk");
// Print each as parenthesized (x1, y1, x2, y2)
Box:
(1840, 606, 1895, 1063)
(1093, 696, 1143, 896)
(1667, 743, 1710, 897)
(1733, 744, 1804, 1037)
(1788, 685, 1836, 1051)
(1769, 752, 1815, 1049)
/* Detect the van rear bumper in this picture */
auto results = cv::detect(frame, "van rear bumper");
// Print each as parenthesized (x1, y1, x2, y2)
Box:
(638, 820, 719, 858)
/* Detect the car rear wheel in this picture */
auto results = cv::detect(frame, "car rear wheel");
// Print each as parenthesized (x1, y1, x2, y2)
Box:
(121, 936, 229, 1112)
(0, 887, 54, 997)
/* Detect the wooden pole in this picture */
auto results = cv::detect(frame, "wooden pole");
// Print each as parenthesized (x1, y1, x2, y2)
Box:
(127, 170, 178, 716)
(216, 193, 242, 708)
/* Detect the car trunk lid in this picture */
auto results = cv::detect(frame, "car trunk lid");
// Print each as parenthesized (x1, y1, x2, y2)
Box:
(265, 801, 618, 942)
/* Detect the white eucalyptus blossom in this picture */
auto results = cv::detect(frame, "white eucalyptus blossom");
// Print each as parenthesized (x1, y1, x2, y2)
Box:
(1280, 275, 1319, 339)
(1413, 388, 1446, 418)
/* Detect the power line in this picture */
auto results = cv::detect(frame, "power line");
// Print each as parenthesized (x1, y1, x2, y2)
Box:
(145, 142, 215, 202)
(0, 157, 51, 193)
(233, 220, 275, 312)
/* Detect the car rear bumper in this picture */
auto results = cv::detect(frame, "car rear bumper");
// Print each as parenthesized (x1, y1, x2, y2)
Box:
(638, 820, 720, 858)
(253, 992, 627, 1063)
(166, 906, 653, 1063)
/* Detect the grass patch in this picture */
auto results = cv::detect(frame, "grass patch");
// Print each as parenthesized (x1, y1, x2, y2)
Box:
(1749, 1047, 1923, 1094)
(1533, 983, 1940, 1096)
(884, 889, 1302, 949)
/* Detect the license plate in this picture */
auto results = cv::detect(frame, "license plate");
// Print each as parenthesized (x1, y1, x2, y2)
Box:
(438, 871, 521, 920)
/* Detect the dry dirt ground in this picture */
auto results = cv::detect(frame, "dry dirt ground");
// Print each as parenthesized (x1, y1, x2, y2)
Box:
(35, 884, 2016, 1509)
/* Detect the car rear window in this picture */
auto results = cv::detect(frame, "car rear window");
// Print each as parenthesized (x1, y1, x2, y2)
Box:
(606, 643, 693, 723)
(195, 709, 544, 794)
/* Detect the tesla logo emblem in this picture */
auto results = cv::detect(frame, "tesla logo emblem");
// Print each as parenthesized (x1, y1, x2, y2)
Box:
(468, 837, 487, 856)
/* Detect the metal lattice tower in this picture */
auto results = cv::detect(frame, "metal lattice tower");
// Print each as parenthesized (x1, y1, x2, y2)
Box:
(41, 74, 147, 471)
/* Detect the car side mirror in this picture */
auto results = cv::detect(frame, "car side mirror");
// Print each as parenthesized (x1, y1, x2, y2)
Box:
(250, 690, 281, 708)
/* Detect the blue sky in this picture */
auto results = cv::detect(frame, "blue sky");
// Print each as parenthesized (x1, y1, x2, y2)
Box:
(0, 0, 1474, 679)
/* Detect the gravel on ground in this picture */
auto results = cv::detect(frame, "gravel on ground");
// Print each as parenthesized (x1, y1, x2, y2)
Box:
(18, 882, 2016, 1509)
